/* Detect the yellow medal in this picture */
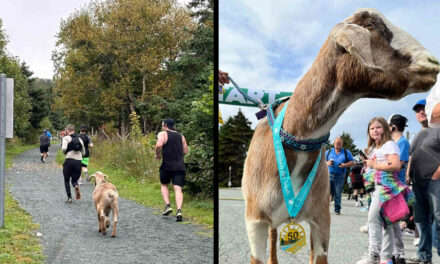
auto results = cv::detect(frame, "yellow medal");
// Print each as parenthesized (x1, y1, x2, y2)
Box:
(279, 221, 306, 254)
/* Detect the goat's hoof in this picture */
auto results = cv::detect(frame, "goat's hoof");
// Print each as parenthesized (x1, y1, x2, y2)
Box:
(98, 229, 101, 233)
(111, 234, 116, 238)
(102, 231, 107, 236)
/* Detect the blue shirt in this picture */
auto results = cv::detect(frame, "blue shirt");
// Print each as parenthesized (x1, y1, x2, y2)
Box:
(396, 136, 409, 183)
(325, 148, 354, 175)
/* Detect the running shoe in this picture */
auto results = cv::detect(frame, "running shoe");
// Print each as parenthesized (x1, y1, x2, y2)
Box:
(74, 186, 81, 200)
(360, 224, 369, 233)
(162, 204, 173, 216)
(65, 198, 72, 204)
(176, 209, 182, 222)
(413, 238, 420, 246)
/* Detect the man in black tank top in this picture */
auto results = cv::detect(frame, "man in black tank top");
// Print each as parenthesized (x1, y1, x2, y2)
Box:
(155, 119, 188, 222)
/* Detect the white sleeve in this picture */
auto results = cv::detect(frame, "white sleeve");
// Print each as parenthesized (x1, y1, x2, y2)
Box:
(383, 141, 400, 156)
(427, 82, 440, 127)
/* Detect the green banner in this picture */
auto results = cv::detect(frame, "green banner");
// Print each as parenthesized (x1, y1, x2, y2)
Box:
(219, 87, 292, 107)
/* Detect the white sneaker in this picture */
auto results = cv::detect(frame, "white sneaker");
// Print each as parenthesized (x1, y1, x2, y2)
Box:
(360, 224, 369, 233)
(413, 237, 420, 246)
(355, 201, 361, 207)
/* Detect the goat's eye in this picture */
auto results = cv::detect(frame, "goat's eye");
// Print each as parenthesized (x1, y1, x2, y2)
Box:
(364, 21, 375, 29)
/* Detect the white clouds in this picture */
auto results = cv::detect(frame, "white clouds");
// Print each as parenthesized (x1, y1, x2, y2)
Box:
(220, 0, 440, 149)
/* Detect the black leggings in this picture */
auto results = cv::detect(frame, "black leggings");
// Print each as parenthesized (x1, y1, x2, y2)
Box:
(63, 159, 82, 198)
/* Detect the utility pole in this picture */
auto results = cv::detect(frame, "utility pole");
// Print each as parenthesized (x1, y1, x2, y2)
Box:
(0, 74, 6, 228)
(228, 166, 232, 188)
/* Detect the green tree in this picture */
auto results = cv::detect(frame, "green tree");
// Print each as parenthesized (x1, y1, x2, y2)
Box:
(218, 109, 254, 187)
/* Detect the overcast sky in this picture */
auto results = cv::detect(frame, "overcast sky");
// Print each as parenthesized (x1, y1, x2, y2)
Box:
(0, 0, 190, 80)
(219, 0, 440, 149)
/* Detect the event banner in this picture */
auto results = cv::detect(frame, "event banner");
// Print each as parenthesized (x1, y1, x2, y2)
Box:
(219, 87, 292, 107)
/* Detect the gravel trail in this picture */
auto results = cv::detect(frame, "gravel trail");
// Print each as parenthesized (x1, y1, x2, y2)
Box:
(6, 145, 213, 264)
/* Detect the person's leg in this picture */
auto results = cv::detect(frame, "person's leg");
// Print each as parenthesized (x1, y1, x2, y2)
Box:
(381, 223, 395, 261)
(334, 174, 345, 213)
(413, 184, 432, 262)
(174, 185, 183, 210)
(63, 162, 72, 200)
(71, 161, 82, 199)
(367, 187, 382, 262)
(428, 179, 440, 256)
(391, 222, 404, 259)
(161, 184, 170, 204)
(329, 173, 335, 201)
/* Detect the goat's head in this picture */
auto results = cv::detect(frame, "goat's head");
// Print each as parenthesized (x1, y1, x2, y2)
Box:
(327, 8, 439, 99)
(89, 171, 109, 187)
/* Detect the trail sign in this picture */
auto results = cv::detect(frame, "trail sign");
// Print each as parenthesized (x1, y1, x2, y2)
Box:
(219, 87, 291, 107)
(0, 74, 14, 228)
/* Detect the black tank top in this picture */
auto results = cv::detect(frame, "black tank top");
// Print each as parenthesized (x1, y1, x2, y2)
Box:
(160, 130, 185, 171)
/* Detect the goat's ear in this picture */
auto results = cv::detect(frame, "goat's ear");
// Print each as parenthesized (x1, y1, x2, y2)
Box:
(104, 174, 110, 181)
(332, 23, 384, 72)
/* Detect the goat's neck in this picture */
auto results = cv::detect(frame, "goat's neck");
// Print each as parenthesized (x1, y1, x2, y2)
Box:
(282, 50, 359, 140)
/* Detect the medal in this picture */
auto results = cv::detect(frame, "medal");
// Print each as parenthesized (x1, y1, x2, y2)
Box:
(279, 220, 306, 254)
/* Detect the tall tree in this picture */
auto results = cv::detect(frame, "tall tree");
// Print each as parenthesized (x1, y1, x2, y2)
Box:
(218, 109, 254, 187)
(53, 0, 195, 133)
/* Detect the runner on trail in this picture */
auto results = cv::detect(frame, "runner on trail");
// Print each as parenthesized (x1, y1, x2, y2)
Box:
(61, 124, 85, 203)
(155, 118, 188, 222)
(78, 124, 93, 184)
(39, 130, 50, 163)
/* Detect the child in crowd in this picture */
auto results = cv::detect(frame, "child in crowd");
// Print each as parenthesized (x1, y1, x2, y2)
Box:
(357, 117, 414, 264)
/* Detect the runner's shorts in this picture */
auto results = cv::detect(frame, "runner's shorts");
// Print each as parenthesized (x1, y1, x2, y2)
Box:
(81, 157, 90, 167)
(159, 170, 186, 187)
(40, 144, 49, 153)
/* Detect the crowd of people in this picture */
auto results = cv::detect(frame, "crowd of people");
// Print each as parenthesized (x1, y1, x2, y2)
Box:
(324, 94, 440, 264)
(39, 120, 187, 222)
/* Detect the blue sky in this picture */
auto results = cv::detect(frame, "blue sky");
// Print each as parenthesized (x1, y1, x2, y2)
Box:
(219, 0, 440, 149)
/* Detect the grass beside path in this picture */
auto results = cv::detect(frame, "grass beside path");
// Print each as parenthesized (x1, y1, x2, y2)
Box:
(56, 150, 213, 232)
(0, 144, 45, 264)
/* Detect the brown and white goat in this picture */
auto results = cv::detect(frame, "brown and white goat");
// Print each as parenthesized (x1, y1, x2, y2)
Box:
(89, 171, 119, 237)
(242, 8, 439, 264)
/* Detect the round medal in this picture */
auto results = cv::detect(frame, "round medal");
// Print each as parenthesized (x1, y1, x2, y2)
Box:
(279, 222, 306, 254)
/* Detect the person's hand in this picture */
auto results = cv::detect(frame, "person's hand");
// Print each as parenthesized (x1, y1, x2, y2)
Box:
(405, 175, 411, 185)
(327, 159, 334, 166)
(366, 158, 375, 169)
(432, 165, 440, 180)
(155, 154, 161, 160)
(219, 70, 230, 86)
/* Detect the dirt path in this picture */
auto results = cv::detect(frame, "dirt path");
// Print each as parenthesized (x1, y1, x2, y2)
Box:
(6, 145, 213, 264)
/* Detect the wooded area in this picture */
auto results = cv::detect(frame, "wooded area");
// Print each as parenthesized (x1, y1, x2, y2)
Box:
(0, 0, 213, 197)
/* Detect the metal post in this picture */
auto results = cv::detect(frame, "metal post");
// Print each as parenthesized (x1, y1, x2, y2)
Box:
(228, 166, 232, 188)
(0, 73, 6, 228)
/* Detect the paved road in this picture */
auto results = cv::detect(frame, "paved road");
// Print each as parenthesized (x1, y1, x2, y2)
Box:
(6, 146, 213, 264)
(219, 188, 440, 264)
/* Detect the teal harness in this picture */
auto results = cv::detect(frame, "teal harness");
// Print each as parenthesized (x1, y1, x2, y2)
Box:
(226, 76, 329, 218)
(270, 100, 327, 218)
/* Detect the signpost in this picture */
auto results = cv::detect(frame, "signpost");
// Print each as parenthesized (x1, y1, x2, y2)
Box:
(228, 166, 232, 188)
(0, 74, 14, 228)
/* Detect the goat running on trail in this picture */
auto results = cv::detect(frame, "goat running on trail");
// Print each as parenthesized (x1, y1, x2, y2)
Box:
(242, 8, 440, 264)
(89, 171, 119, 237)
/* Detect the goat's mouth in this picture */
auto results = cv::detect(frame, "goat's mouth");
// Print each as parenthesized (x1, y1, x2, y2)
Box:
(408, 72, 438, 93)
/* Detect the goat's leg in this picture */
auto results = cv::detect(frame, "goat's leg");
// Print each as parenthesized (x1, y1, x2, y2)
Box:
(267, 227, 278, 264)
(245, 218, 269, 264)
(111, 203, 118, 238)
(97, 213, 102, 232)
(100, 213, 107, 236)
(308, 211, 330, 264)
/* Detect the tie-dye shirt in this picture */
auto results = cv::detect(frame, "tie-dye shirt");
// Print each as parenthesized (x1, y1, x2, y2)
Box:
(363, 140, 415, 226)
